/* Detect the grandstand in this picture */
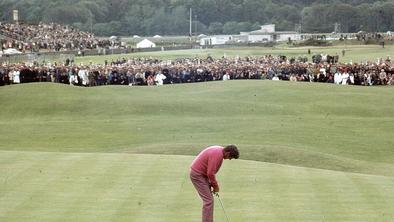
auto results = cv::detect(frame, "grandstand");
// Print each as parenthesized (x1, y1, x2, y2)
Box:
(0, 22, 117, 52)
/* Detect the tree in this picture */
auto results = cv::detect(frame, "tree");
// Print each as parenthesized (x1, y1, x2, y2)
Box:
(223, 21, 238, 34)
(0, 0, 391, 35)
(242, 0, 267, 23)
(372, 2, 394, 32)
(301, 5, 331, 33)
(328, 4, 358, 33)
(167, 6, 189, 35)
(145, 7, 168, 35)
(42, 6, 92, 24)
(208, 22, 223, 34)
(92, 23, 112, 36)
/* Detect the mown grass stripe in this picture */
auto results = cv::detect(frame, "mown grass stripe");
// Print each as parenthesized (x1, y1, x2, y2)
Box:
(0, 152, 85, 221)
(218, 160, 277, 221)
(108, 154, 160, 221)
(47, 153, 128, 221)
(109, 154, 164, 221)
(349, 175, 394, 221)
(97, 154, 167, 221)
(0, 151, 38, 193)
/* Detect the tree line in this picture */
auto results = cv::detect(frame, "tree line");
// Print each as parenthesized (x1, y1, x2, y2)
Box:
(0, 0, 393, 36)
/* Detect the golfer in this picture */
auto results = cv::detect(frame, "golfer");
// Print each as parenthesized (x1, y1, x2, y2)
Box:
(190, 145, 239, 222)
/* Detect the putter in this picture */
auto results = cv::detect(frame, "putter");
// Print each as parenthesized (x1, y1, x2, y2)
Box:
(215, 193, 230, 222)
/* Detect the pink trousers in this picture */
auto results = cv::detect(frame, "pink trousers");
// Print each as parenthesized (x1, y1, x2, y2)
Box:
(190, 170, 214, 222)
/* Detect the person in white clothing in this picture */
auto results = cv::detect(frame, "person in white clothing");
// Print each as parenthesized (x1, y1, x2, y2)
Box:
(69, 73, 78, 85)
(154, 72, 166, 86)
(78, 68, 89, 86)
(13, 70, 20, 84)
(341, 72, 349, 85)
(272, 75, 280, 81)
(222, 73, 230, 81)
(8, 69, 14, 84)
(334, 72, 342, 84)
(349, 73, 354, 85)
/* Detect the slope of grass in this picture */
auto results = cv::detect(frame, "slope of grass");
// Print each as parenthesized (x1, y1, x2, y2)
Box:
(0, 81, 393, 176)
(1, 150, 393, 222)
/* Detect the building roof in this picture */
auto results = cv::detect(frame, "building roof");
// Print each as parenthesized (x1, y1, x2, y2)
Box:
(136, 39, 156, 48)
(248, 30, 299, 35)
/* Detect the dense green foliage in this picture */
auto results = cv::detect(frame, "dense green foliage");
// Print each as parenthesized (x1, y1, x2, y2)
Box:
(0, 0, 393, 36)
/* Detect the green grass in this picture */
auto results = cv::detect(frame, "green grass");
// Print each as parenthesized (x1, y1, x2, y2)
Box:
(0, 81, 394, 221)
(1, 151, 393, 222)
(0, 81, 393, 175)
(76, 45, 394, 65)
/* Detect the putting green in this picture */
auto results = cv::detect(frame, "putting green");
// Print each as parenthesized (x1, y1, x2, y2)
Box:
(1, 151, 393, 222)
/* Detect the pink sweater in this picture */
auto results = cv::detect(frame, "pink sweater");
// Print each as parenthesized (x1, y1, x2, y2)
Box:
(190, 145, 224, 189)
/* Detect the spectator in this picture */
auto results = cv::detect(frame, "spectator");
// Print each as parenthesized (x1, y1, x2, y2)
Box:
(334, 71, 342, 84)
(379, 69, 387, 85)
(341, 71, 349, 85)
(0, 22, 120, 52)
(0, 54, 392, 88)
(222, 72, 230, 81)
(154, 71, 167, 86)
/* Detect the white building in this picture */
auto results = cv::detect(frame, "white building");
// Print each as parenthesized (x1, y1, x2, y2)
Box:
(136, 39, 156, 48)
(241, 24, 301, 42)
(200, 35, 234, 46)
(200, 24, 300, 45)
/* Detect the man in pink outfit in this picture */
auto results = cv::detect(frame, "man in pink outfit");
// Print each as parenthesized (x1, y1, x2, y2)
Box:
(190, 145, 239, 222)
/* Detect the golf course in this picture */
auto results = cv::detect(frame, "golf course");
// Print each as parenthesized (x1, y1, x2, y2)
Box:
(1, 0, 394, 218)
(1, 78, 393, 221)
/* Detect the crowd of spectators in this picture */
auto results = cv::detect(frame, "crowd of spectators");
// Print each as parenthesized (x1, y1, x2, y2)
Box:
(355, 32, 393, 42)
(0, 22, 115, 52)
(0, 55, 393, 87)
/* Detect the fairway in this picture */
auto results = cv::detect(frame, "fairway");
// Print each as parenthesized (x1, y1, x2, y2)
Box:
(1, 81, 394, 221)
(75, 45, 394, 65)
